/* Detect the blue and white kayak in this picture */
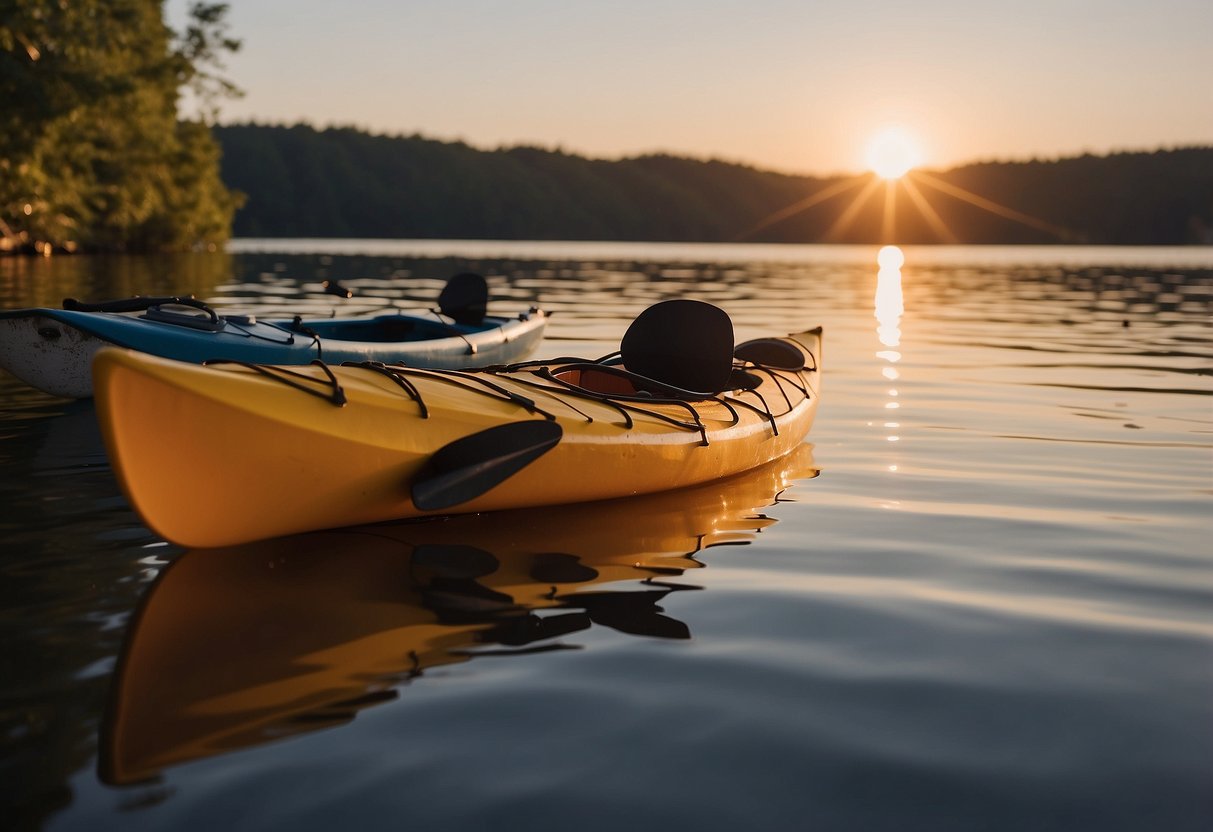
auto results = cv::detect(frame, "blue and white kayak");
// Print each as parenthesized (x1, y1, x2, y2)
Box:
(0, 274, 547, 399)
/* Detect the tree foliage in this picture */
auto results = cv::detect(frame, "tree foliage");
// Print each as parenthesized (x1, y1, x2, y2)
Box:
(216, 124, 1213, 246)
(0, 1, 243, 253)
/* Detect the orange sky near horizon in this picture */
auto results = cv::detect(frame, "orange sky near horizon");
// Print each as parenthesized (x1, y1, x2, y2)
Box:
(169, 0, 1213, 177)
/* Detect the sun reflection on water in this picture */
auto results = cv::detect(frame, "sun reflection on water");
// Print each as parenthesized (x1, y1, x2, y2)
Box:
(875, 245, 904, 349)
(874, 245, 905, 462)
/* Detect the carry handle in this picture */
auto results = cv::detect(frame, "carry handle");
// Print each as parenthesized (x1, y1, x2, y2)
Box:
(64, 295, 216, 319)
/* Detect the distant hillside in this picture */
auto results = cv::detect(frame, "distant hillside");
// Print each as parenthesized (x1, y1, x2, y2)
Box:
(214, 124, 1213, 245)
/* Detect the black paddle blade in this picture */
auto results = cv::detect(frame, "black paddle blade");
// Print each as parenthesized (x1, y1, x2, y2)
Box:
(322, 280, 353, 298)
(410, 419, 563, 511)
(734, 337, 805, 370)
(438, 272, 489, 326)
(620, 299, 734, 394)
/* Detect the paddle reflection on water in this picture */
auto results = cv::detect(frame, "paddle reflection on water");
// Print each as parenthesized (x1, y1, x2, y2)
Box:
(101, 445, 818, 785)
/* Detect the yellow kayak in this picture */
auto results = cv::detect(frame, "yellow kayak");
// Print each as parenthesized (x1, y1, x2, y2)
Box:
(94, 300, 822, 548)
(101, 447, 817, 784)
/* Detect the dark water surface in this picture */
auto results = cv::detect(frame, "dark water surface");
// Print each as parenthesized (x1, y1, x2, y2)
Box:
(2, 242, 1210, 831)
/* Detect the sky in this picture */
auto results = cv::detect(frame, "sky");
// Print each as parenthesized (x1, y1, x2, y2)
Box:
(167, 0, 1213, 177)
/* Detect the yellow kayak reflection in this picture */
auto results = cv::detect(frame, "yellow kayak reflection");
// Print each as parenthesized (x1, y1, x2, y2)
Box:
(101, 444, 817, 785)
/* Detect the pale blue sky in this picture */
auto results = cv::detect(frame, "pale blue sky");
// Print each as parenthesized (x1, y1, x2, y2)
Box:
(168, 0, 1213, 175)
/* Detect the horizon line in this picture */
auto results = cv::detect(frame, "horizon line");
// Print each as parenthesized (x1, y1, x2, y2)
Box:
(208, 118, 1213, 182)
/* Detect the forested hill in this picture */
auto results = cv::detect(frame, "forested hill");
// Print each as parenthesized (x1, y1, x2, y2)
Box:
(215, 124, 1213, 245)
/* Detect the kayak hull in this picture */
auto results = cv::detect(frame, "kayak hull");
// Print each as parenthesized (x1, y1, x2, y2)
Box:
(0, 307, 547, 398)
(94, 327, 822, 548)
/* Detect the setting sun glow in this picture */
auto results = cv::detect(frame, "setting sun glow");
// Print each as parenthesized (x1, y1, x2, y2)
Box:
(865, 128, 921, 180)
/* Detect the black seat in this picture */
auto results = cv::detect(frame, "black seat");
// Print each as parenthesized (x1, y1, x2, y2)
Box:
(619, 299, 734, 395)
(438, 273, 489, 326)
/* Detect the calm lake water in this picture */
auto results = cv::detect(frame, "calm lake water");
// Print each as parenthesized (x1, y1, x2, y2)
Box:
(2, 241, 1211, 831)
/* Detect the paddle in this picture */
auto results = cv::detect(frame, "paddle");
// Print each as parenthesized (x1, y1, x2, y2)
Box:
(437, 272, 489, 326)
(322, 280, 353, 298)
(734, 337, 805, 370)
(619, 299, 735, 394)
(410, 419, 563, 511)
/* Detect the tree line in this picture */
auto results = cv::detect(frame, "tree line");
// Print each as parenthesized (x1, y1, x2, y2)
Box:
(1, 1, 241, 254)
(217, 123, 1213, 246)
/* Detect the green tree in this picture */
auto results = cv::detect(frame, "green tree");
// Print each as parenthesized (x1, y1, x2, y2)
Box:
(0, 1, 242, 253)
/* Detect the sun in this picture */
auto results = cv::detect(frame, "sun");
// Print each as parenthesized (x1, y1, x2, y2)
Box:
(865, 127, 921, 180)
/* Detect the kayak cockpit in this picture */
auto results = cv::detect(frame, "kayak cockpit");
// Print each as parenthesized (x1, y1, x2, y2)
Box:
(294, 315, 487, 343)
(550, 366, 642, 396)
(550, 364, 763, 399)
